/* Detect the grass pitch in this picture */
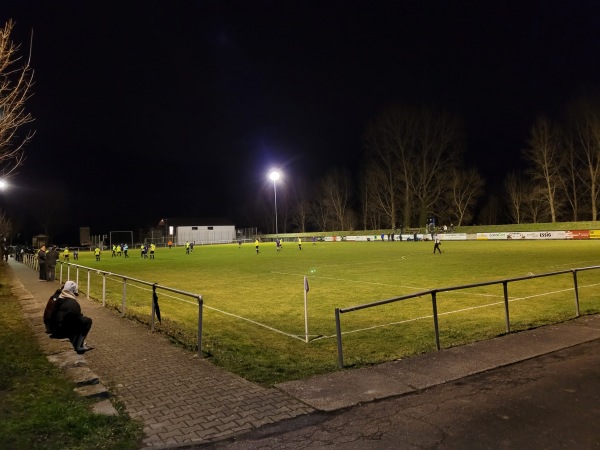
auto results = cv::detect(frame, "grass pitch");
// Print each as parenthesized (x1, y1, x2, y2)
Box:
(65, 239, 600, 385)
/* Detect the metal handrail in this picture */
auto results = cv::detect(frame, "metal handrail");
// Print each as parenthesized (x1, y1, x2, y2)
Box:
(21, 255, 204, 358)
(335, 265, 600, 368)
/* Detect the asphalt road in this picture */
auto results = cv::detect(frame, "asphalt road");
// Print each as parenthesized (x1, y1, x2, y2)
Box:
(206, 339, 600, 449)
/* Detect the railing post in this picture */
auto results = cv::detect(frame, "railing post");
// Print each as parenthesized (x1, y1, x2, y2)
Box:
(59, 263, 63, 283)
(335, 308, 344, 368)
(431, 291, 441, 350)
(76, 267, 80, 287)
(102, 273, 106, 307)
(503, 281, 511, 333)
(151, 284, 156, 332)
(121, 277, 127, 317)
(87, 270, 91, 299)
(572, 270, 581, 317)
(67, 264, 71, 281)
(197, 295, 203, 359)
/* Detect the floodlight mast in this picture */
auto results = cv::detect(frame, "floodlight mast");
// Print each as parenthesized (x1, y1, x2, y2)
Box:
(269, 170, 281, 236)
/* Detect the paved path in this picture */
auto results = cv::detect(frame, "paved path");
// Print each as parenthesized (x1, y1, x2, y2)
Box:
(7, 257, 600, 449)
(212, 339, 600, 449)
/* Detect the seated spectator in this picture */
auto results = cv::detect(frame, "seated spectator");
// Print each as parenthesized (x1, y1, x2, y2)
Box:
(48, 281, 93, 354)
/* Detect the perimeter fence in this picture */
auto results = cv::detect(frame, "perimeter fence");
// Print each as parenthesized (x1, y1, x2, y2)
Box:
(22, 254, 205, 358)
(21, 253, 600, 369)
(335, 265, 600, 367)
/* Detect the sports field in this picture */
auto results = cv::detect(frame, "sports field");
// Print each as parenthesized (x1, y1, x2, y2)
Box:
(65, 239, 600, 385)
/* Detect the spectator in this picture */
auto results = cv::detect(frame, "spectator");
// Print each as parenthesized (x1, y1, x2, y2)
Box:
(38, 245, 47, 281)
(48, 281, 93, 354)
(46, 246, 59, 281)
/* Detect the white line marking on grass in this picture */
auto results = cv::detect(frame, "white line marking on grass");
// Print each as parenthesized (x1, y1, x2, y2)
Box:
(203, 305, 307, 341)
(311, 282, 600, 341)
(102, 274, 600, 343)
(271, 271, 423, 290)
(104, 274, 306, 341)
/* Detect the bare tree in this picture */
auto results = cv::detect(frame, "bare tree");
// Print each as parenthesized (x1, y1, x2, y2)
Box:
(522, 116, 563, 222)
(476, 194, 502, 225)
(319, 168, 353, 231)
(410, 107, 463, 225)
(567, 95, 600, 221)
(559, 131, 582, 221)
(289, 178, 311, 233)
(362, 106, 419, 228)
(522, 184, 548, 223)
(504, 171, 527, 224)
(447, 167, 484, 226)
(0, 20, 35, 179)
(361, 163, 394, 228)
(311, 196, 331, 232)
(359, 164, 385, 230)
(362, 105, 463, 228)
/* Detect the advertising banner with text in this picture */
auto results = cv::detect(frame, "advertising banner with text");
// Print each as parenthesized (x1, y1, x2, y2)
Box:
(477, 231, 567, 240)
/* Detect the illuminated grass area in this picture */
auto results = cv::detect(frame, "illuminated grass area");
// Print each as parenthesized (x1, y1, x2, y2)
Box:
(63, 240, 600, 385)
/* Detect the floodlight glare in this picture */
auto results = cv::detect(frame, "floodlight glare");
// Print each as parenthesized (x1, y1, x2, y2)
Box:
(268, 170, 281, 235)
(0, 179, 7, 190)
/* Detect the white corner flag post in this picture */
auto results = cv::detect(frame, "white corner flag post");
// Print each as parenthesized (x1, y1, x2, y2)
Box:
(304, 276, 309, 343)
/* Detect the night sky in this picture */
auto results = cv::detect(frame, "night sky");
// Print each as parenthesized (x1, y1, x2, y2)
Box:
(2, 1, 600, 243)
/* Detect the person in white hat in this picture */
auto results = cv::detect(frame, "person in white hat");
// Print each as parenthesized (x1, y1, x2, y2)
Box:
(50, 281, 93, 354)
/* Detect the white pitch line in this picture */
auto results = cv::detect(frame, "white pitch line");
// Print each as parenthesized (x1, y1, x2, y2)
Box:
(103, 274, 306, 340)
(271, 271, 423, 290)
(202, 305, 306, 341)
(311, 282, 600, 341)
(270, 271, 506, 298)
(100, 272, 600, 344)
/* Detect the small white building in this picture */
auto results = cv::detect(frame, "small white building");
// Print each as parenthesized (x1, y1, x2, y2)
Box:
(174, 221, 235, 246)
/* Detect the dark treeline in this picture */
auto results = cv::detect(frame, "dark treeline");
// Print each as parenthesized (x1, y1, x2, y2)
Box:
(248, 92, 600, 234)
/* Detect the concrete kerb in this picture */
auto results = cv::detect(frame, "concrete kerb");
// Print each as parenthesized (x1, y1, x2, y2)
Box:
(7, 269, 118, 416)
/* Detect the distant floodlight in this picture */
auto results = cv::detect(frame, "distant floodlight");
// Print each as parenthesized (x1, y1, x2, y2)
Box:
(268, 169, 281, 235)
(269, 170, 280, 182)
(0, 179, 7, 190)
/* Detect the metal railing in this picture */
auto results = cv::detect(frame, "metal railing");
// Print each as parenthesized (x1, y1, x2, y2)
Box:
(20, 254, 205, 358)
(335, 265, 600, 368)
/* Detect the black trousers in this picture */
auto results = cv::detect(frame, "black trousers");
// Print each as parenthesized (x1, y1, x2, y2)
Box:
(54, 316, 93, 341)
(39, 263, 47, 280)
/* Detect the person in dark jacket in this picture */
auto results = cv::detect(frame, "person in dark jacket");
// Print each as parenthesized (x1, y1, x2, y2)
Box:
(38, 245, 47, 280)
(45, 246, 59, 281)
(49, 281, 93, 354)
